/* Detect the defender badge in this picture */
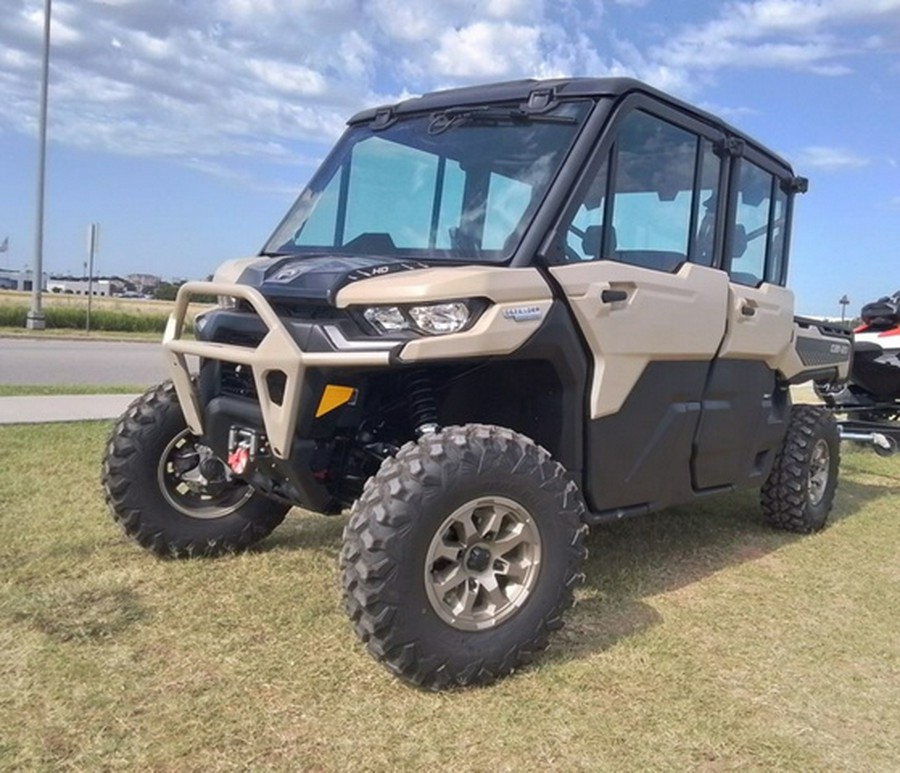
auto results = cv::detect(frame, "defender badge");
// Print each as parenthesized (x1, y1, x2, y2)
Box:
(503, 306, 543, 322)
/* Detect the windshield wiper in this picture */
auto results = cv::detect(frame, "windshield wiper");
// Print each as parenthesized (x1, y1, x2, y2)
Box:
(427, 107, 575, 135)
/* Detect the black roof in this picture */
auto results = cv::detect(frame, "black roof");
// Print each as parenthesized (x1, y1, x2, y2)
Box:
(349, 77, 793, 173)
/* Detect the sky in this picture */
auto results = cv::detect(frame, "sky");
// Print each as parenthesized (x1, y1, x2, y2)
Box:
(0, 0, 898, 316)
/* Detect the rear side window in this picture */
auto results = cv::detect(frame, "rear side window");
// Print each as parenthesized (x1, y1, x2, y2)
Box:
(728, 159, 789, 287)
(766, 185, 789, 284)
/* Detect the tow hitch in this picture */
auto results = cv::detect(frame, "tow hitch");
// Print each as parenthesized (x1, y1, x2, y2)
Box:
(838, 419, 899, 457)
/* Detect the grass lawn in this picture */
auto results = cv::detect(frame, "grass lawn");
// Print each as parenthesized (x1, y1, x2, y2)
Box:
(1, 422, 898, 770)
(0, 289, 210, 317)
(0, 289, 211, 337)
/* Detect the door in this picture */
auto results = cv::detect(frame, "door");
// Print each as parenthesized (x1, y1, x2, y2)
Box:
(691, 156, 796, 490)
(548, 106, 731, 513)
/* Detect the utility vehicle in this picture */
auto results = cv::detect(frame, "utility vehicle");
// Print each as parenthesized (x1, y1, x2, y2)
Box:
(103, 78, 852, 689)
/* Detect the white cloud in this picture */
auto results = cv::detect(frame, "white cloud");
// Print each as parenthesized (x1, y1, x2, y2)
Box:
(797, 146, 871, 170)
(245, 60, 327, 98)
(431, 22, 543, 78)
(698, 102, 760, 121)
(640, 0, 900, 89)
(0, 0, 898, 190)
(24, 4, 82, 45)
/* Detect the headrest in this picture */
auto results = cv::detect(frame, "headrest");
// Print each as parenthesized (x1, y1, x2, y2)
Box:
(582, 224, 617, 259)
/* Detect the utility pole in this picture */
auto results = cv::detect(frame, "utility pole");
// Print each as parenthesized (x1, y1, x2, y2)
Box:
(86, 223, 99, 332)
(839, 294, 850, 324)
(26, 0, 52, 330)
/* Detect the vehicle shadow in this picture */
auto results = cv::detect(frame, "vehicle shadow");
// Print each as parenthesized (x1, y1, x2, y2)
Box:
(546, 475, 893, 664)
(256, 473, 893, 666)
(260, 511, 347, 557)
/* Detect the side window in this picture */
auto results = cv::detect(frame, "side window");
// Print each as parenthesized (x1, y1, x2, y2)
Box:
(765, 185, 789, 284)
(691, 140, 721, 267)
(610, 112, 697, 271)
(558, 110, 718, 273)
(564, 159, 609, 261)
(730, 160, 774, 286)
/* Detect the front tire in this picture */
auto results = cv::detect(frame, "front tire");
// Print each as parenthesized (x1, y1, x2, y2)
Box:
(761, 404, 840, 533)
(340, 424, 587, 689)
(102, 382, 289, 557)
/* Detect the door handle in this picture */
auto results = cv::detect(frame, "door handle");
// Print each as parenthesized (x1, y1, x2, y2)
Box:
(741, 304, 756, 317)
(601, 289, 628, 304)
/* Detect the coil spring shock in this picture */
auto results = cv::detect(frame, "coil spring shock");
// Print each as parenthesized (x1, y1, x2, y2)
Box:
(408, 371, 439, 435)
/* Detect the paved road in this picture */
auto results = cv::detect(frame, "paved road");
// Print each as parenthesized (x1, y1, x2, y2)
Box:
(0, 337, 171, 386)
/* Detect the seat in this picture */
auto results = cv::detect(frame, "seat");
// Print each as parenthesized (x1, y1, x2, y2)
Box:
(581, 224, 617, 260)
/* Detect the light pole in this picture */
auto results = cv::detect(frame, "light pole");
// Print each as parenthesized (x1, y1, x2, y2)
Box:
(86, 223, 99, 332)
(26, 0, 52, 330)
(839, 294, 850, 324)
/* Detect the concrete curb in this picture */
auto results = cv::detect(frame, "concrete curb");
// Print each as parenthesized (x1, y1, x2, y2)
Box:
(0, 394, 141, 424)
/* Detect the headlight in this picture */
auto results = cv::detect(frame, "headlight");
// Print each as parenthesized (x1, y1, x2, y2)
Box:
(361, 301, 475, 336)
(363, 306, 409, 333)
(408, 302, 470, 335)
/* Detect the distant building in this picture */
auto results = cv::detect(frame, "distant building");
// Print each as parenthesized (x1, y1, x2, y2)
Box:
(0, 268, 48, 292)
(48, 277, 120, 296)
(126, 273, 161, 294)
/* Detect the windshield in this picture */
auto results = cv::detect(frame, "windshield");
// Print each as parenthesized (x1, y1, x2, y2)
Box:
(264, 100, 593, 263)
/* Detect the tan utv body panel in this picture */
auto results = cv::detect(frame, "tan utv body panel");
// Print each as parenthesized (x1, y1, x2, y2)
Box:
(335, 266, 555, 362)
(719, 283, 794, 363)
(721, 283, 851, 382)
(550, 262, 730, 419)
(334, 266, 553, 306)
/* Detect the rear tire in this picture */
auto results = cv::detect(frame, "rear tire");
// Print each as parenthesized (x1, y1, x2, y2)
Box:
(341, 424, 587, 689)
(761, 404, 840, 533)
(102, 382, 289, 557)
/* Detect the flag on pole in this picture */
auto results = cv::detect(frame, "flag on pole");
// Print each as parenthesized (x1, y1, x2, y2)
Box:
(0, 237, 8, 253)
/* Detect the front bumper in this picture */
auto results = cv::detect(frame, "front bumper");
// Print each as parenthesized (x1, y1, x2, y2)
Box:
(163, 281, 391, 460)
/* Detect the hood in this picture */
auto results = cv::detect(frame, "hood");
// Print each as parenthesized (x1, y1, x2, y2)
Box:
(237, 255, 431, 303)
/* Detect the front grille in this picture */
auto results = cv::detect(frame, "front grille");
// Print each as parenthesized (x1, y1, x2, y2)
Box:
(214, 327, 265, 348)
(207, 303, 341, 403)
(220, 361, 256, 399)
(218, 362, 286, 404)
(270, 301, 344, 320)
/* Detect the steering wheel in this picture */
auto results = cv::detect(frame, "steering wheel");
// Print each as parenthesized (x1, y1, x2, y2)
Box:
(563, 223, 587, 262)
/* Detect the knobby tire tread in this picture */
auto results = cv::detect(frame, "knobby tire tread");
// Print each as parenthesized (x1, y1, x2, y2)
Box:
(101, 381, 287, 558)
(760, 404, 839, 533)
(341, 423, 587, 690)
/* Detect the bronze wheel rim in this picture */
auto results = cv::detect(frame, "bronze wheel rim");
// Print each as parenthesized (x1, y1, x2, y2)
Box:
(424, 496, 542, 631)
(808, 438, 831, 507)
